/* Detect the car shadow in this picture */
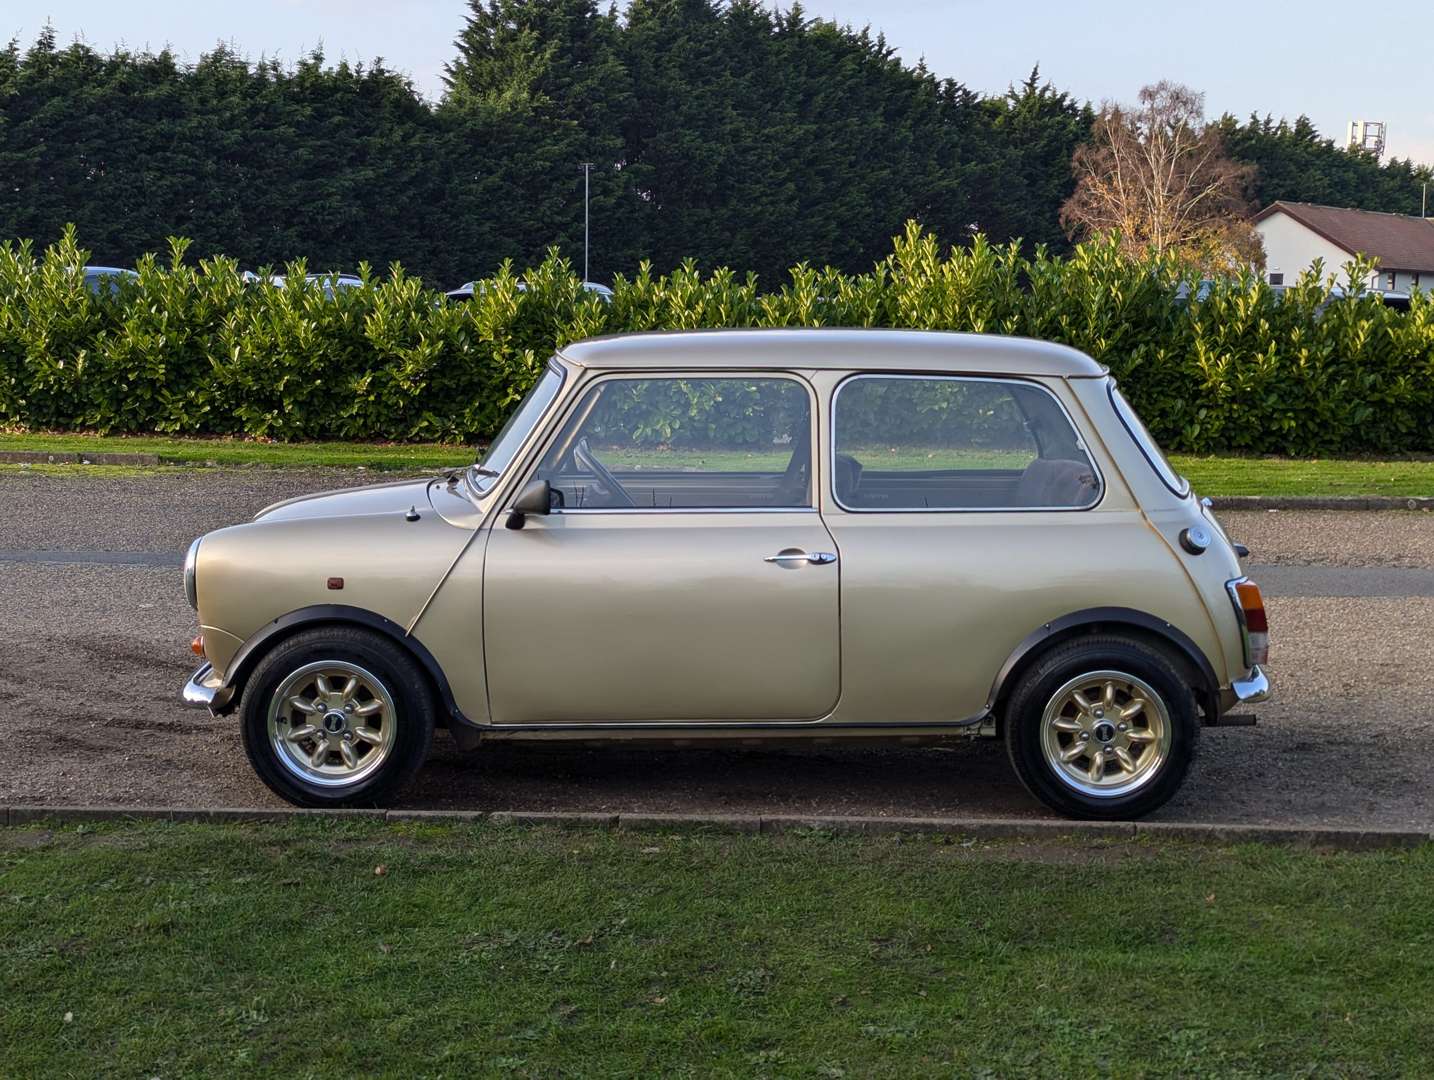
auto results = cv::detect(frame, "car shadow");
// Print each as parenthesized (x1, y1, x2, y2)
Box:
(398, 734, 1047, 819)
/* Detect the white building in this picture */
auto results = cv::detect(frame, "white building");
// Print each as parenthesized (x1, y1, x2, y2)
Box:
(1256, 201, 1434, 293)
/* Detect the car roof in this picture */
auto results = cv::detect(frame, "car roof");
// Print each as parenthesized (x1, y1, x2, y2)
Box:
(557, 329, 1106, 378)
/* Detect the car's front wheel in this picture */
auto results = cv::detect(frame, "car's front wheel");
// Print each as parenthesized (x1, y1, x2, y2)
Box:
(1004, 635, 1198, 820)
(240, 627, 436, 807)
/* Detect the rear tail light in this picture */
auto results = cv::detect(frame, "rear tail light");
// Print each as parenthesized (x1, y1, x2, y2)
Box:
(1227, 578, 1269, 667)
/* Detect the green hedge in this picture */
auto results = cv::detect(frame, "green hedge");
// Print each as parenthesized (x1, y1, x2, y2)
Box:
(3, 224, 1433, 454)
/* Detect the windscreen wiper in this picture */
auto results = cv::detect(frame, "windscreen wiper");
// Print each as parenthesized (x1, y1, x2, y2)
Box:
(440, 464, 497, 489)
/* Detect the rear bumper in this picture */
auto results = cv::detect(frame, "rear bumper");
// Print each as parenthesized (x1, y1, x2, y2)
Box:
(1221, 664, 1270, 709)
(182, 663, 234, 712)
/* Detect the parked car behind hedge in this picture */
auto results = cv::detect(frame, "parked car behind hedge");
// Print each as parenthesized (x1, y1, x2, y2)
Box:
(82, 265, 138, 295)
(444, 279, 613, 303)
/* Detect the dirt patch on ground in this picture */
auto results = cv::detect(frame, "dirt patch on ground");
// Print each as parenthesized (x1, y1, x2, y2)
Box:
(0, 829, 55, 849)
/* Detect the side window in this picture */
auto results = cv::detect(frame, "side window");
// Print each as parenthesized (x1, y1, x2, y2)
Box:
(1109, 382, 1188, 497)
(832, 376, 1101, 511)
(535, 376, 813, 510)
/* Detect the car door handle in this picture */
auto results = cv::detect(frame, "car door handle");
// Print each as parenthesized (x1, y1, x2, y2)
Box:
(764, 551, 837, 565)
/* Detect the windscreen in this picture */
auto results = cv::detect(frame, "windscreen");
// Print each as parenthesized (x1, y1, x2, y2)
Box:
(473, 366, 565, 494)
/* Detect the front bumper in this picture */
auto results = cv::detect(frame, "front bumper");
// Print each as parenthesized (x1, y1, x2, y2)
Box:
(1221, 664, 1270, 710)
(183, 663, 234, 712)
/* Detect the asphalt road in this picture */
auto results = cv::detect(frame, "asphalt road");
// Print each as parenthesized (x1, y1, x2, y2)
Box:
(2, 467, 1432, 826)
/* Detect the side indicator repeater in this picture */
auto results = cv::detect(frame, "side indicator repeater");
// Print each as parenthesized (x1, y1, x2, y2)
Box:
(327, 577, 345, 590)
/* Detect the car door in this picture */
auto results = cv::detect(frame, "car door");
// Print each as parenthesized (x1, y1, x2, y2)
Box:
(482, 372, 840, 725)
(820, 372, 1130, 725)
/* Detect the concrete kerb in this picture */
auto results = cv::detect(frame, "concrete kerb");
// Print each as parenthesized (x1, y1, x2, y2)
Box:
(3, 805, 1432, 849)
(167, 807, 387, 824)
(488, 810, 620, 830)
(618, 812, 760, 833)
(385, 809, 489, 824)
(1132, 820, 1433, 850)
(8, 805, 175, 825)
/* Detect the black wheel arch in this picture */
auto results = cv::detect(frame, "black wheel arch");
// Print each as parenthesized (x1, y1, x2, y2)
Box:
(987, 607, 1221, 731)
(213, 605, 477, 735)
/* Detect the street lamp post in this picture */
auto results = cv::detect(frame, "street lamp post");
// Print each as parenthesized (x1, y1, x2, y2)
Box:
(580, 162, 594, 283)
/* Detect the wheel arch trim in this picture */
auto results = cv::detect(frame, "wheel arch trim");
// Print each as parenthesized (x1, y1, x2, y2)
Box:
(986, 607, 1221, 720)
(213, 604, 476, 732)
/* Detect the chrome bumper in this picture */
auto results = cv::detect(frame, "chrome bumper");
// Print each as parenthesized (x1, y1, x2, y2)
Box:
(1228, 665, 1270, 705)
(183, 663, 234, 712)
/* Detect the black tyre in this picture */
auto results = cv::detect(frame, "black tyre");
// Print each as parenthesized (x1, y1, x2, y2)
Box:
(1004, 635, 1198, 820)
(240, 626, 436, 808)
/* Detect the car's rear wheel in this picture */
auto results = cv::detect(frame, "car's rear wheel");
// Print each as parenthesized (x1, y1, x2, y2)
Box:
(1004, 635, 1198, 820)
(240, 627, 435, 807)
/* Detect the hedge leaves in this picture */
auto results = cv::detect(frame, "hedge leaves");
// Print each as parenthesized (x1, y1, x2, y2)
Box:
(2, 225, 1431, 455)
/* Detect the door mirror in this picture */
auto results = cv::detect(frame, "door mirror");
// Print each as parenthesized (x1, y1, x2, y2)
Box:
(506, 478, 552, 530)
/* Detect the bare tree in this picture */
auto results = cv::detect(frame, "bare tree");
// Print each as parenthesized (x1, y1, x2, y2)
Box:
(1060, 82, 1262, 270)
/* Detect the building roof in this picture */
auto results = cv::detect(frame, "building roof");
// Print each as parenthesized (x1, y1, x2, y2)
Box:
(1256, 201, 1434, 271)
(557, 329, 1107, 378)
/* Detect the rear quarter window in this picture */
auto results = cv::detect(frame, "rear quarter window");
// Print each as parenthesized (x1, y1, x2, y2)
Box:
(1108, 382, 1189, 497)
(831, 375, 1102, 511)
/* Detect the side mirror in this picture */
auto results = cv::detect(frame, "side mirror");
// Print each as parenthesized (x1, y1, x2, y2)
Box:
(505, 478, 552, 530)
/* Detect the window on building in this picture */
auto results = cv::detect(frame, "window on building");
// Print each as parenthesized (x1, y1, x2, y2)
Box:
(1268, 272, 1284, 286)
(1384, 271, 1397, 291)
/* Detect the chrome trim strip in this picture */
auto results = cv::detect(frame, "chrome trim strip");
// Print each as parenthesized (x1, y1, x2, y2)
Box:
(827, 372, 1106, 514)
(550, 507, 819, 516)
(1225, 576, 1251, 668)
(480, 714, 989, 733)
(1230, 665, 1269, 704)
(183, 537, 201, 610)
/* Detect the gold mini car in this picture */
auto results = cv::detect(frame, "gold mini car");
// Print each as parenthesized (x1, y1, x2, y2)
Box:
(182, 329, 1269, 819)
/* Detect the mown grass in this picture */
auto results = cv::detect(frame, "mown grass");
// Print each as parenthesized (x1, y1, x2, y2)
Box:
(3, 820, 1433, 1078)
(0, 431, 473, 470)
(1170, 454, 1434, 497)
(5, 432, 1434, 496)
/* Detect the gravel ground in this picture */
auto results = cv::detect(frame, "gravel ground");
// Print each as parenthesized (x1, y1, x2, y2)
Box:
(2, 470, 1433, 825)
(1221, 508, 1434, 569)
(0, 467, 401, 553)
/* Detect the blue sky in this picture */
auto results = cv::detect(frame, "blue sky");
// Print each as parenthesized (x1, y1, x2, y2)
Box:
(17, 1, 1434, 164)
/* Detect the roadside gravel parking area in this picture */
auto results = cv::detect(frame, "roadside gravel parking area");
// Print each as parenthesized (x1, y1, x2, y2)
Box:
(1, 469, 1431, 826)
(1223, 507, 1434, 568)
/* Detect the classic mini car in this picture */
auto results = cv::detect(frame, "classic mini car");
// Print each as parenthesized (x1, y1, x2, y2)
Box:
(181, 329, 1269, 819)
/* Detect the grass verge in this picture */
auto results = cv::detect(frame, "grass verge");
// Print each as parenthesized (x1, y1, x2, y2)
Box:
(5, 432, 1434, 496)
(0, 431, 473, 470)
(1170, 454, 1434, 498)
(3, 819, 1433, 1077)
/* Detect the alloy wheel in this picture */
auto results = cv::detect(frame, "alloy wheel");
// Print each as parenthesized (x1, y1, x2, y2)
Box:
(266, 660, 398, 788)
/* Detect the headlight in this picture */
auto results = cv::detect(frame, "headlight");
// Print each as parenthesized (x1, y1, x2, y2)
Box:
(184, 537, 202, 610)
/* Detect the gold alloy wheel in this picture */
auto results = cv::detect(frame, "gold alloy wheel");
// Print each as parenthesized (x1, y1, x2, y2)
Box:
(266, 660, 397, 788)
(1038, 669, 1172, 798)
